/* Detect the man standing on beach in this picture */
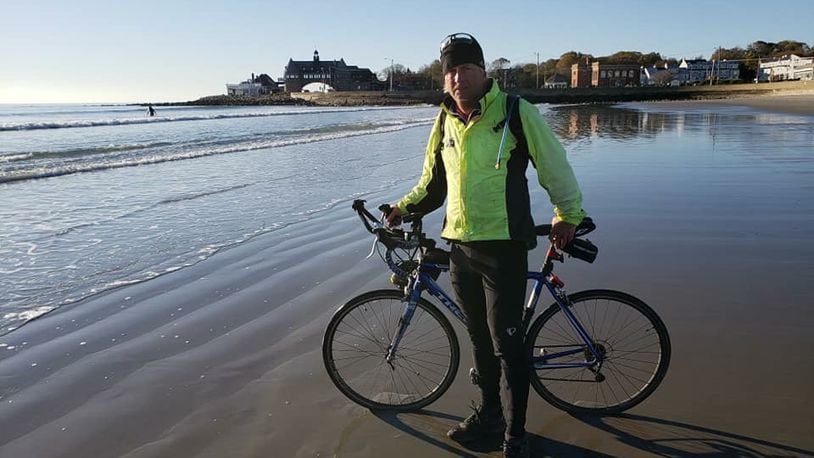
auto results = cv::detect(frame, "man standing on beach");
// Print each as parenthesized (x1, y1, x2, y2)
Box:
(387, 33, 585, 457)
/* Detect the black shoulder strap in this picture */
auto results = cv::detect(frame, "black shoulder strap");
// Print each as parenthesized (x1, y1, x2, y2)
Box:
(437, 109, 447, 142)
(506, 95, 525, 148)
(506, 94, 528, 160)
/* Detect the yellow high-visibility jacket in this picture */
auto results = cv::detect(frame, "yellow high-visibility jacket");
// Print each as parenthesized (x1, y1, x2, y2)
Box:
(397, 80, 585, 244)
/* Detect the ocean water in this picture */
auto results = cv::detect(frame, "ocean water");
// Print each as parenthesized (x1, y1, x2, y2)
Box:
(1, 101, 812, 336)
(0, 104, 438, 334)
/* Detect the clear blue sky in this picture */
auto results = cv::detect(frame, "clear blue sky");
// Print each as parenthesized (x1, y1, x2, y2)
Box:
(2, 0, 812, 103)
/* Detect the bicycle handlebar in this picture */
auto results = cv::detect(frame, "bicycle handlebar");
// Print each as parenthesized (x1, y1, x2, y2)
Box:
(352, 199, 432, 251)
(535, 217, 596, 238)
(352, 199, 598, 263)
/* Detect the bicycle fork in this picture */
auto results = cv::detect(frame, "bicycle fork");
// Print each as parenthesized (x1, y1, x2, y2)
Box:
(384, 284, 422, 368)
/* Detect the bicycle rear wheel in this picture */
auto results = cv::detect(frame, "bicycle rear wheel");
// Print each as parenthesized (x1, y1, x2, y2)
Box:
(527, 289, 670, 415)
(323, 289, 459, 411)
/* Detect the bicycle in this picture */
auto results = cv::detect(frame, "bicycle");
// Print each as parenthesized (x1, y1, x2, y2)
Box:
(322, 200, 670, 415)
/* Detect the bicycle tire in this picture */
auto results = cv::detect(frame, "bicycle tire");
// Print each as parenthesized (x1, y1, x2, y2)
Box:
(527, 289, 670, 415)
(323, 289, 460, 411)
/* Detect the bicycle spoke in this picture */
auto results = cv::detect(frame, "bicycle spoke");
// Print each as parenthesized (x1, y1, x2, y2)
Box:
(395, 357, 443, 391)
(333, 326, 387, 349)
(344, 309, 389, 351)
(603, 362, 631, 404)
(609, 356, 659, 368)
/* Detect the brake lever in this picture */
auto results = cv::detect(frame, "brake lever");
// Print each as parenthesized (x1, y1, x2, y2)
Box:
(365, 235, 378, 259)
(365, 215, 387, 259)
(546, 244, 564, 263)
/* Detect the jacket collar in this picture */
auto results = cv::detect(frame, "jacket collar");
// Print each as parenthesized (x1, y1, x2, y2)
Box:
(442, 79, 500, 122)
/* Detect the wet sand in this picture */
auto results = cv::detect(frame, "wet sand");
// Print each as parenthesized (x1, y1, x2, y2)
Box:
(2, 101, 814, 457)
(2, 206, 811, 457)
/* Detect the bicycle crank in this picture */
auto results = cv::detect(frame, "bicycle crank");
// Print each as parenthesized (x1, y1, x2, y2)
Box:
(585, 342, 608, 382)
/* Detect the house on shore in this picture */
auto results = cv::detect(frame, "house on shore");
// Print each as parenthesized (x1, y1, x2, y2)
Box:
(591, 61, 640, 87)
(679, 59, 739, 84)
(758, 54, 814, 82)
(284, 51, 382, 92)
(226, 73, 281, 96)
(641, 65, 673, 86)
(571, 59, 592, 88)
(641, 63, 688, 86)
(571, 59, 640, 88)
(544, 74, 569, 89)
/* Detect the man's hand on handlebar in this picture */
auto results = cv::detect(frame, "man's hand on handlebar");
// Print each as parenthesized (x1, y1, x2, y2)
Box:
(385, 205, 403, 227)
(550, 221, 576, 250)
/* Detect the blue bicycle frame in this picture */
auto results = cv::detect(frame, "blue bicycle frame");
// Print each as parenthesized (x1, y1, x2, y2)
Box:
(384, 257, 604, 371)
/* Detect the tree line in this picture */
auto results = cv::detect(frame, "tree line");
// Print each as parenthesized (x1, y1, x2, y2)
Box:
(380, 39, 812, 90)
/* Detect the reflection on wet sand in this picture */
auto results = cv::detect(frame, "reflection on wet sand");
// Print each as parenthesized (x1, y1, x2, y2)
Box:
(545, 104, 686, 141)
(543, 104, 814, 167)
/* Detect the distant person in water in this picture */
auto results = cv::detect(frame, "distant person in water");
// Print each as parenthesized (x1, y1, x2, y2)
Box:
(147, 105, 156, 117)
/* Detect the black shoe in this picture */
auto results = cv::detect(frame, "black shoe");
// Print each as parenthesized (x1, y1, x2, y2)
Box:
(447, 402, 505, 443)
(503, 434, 530, 458)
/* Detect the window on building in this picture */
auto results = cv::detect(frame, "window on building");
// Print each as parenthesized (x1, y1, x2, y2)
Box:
(600, 70, 606, 78)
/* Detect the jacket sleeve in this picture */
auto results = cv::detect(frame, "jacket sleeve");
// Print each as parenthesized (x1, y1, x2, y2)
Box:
(396, 111, 447, 214)
(519, 100, 586, 225)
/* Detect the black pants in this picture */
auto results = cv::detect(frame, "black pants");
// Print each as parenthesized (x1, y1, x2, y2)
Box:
(450, 240, 529, 440)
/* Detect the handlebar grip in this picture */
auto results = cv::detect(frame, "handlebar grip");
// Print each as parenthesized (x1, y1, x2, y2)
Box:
(379, 204, 403, 226)
(535, 218, 595, 238)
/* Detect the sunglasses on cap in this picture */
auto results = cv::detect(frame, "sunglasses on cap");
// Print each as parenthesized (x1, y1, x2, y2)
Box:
(440, 33, 477, 53)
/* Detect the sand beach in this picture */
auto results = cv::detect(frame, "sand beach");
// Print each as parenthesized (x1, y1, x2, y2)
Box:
(632, 92, 814, 117)
(1, 96, 813, 457)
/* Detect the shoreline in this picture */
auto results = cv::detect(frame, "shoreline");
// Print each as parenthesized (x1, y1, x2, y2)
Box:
(141, 80, 814, 108)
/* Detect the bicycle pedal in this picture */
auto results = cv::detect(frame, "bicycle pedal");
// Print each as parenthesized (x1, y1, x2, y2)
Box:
(469, 367, 480, 386)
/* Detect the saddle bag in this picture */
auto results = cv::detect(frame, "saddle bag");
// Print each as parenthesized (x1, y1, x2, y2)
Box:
(563, 238, 598, 263)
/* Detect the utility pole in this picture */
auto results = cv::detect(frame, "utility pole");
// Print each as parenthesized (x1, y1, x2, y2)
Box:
(385, 58, 394, 92)
(536, 52, 540, 89)
(710, 46, 721, 86)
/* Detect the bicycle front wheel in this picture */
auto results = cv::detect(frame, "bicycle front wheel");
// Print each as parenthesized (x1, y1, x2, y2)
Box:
(527, 289, 670, 415)
(322, 289, 459, 411)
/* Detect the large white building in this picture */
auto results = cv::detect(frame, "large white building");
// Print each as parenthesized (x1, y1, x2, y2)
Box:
(758, 54, 814, 81)
(640, 59, 740, 86)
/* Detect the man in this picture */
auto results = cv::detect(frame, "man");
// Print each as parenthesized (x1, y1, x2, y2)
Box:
(387, 33, 585, 457)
